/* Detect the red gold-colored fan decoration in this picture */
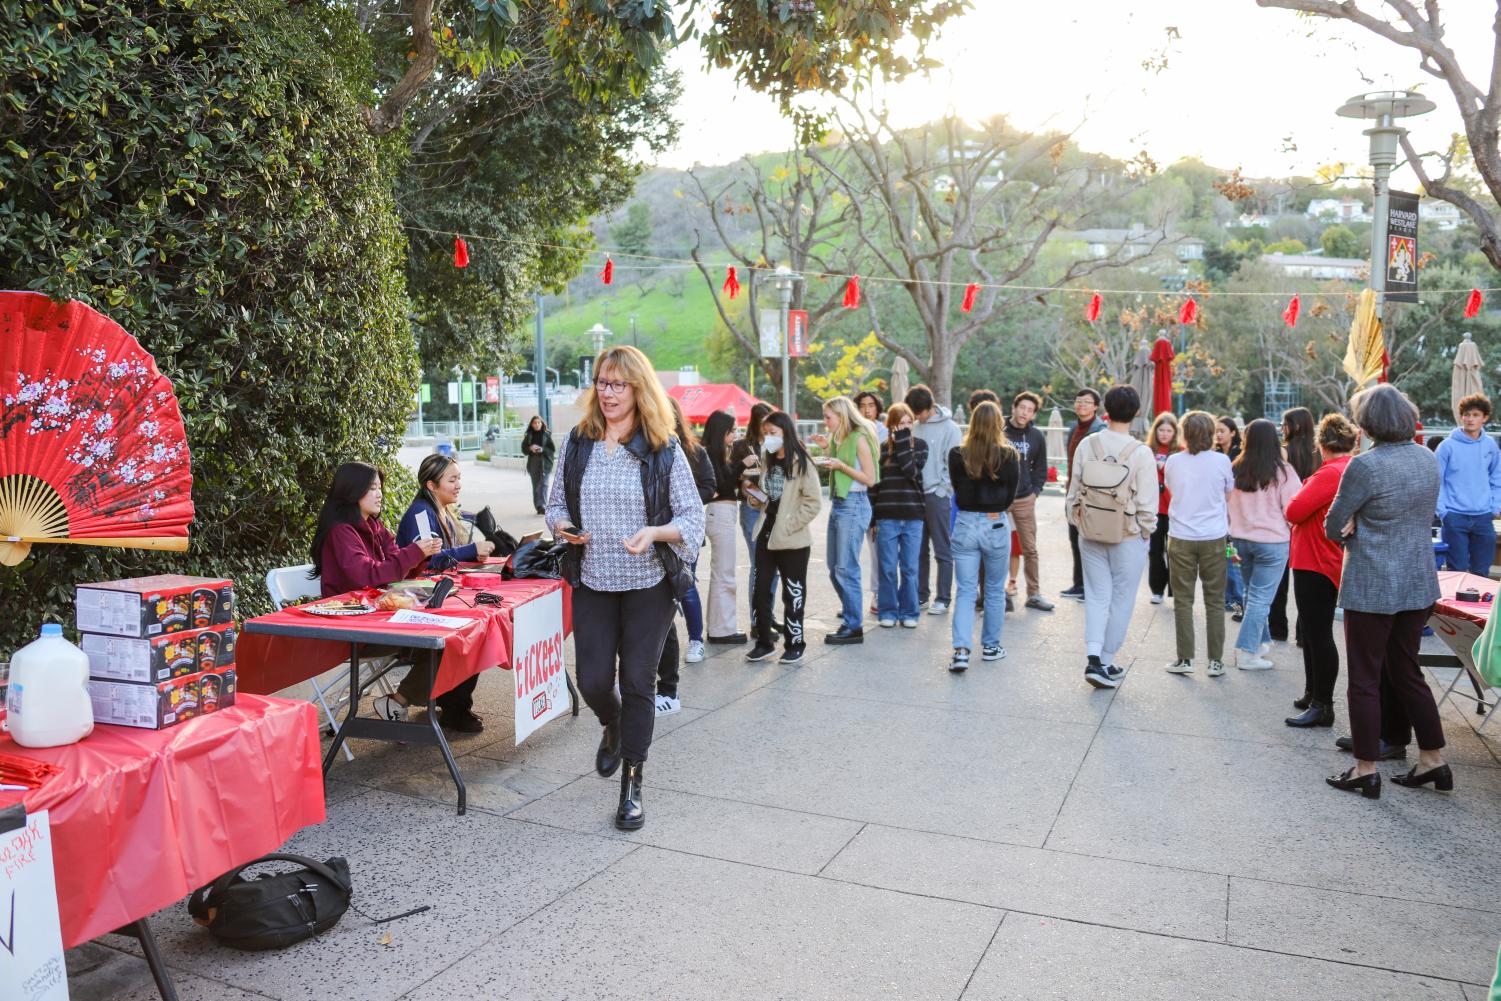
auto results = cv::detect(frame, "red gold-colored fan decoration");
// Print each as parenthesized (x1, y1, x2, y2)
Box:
(0, 291, 194, 566)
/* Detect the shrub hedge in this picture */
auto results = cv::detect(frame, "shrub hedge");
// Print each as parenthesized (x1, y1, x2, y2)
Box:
(0, 0, 417, 651)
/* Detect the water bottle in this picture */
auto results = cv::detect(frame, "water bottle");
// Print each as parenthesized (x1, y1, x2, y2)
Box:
(7, 623, 94, 748)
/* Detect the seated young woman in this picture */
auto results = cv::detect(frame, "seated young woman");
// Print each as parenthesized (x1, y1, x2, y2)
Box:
(309, 462, 440, 597)
(395, 454, 496, 569)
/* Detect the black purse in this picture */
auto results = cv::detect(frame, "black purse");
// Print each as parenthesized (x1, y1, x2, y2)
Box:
(187, 853, 352, 951)
(473, 506, 520, 557)
(506, 538, 568, 580)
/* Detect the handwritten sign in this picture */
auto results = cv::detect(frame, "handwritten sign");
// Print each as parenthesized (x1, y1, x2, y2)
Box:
(512, 588, 568, 745)
(386, 609, 464, 629)
(0, 809, 68, 1001)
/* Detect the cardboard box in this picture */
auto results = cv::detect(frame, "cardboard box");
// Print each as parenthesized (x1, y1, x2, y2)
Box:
(198, 666, 237, 714)
(81, 623, 237, 684)
(88, 673, 200, 729)
(76, 576, 234, 637)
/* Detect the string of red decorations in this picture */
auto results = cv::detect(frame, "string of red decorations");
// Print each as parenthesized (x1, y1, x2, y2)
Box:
(722, 265, 741, 300)
(1465, 288, 1484, 318)
(960, 283, 979, 313)
(600, 257, 614, 286)
(1282, 294, 1300, 329)
(1084, 292, 1102, 323)
(453, 236, 469, 269)
(843, 276, 861, 309)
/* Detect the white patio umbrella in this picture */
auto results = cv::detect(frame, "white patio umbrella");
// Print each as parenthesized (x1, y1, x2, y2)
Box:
(889, 356, 910, 406)
(1129, 339, 1154, 437)
(1452, 333, 1485, 422)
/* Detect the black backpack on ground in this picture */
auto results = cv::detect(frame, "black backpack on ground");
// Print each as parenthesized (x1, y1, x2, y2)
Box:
(187, 854, 352, 951)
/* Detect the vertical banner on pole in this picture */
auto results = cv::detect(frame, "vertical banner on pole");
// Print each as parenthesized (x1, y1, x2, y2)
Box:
(758, 309, 782, 358)
(787, 309, 810, 357)
(419, 384, 431, 403)
(446, 382, 460, 405)
(484, 377, 500, 404)
(1386, 190, 1420, 304)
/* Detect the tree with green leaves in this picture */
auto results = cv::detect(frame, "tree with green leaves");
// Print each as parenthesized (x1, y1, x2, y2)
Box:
(1320, 223, 1362, 259)
(612, 202, 656, 259)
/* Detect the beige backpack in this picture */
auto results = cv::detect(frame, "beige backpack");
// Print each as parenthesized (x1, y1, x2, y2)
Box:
(1073, 434, 1143, 544)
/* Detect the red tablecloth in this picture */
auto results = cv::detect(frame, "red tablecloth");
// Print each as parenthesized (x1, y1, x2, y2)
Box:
(236, 577, 572, 699)
(1435, 570, 1494, 626)
(1, 695, 324, 948)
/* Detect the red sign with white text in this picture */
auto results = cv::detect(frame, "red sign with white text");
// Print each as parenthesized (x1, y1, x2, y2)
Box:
(788, 309, 810, 357)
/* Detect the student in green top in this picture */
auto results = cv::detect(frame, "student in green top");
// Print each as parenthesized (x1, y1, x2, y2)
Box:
(812, 395, 880, 644)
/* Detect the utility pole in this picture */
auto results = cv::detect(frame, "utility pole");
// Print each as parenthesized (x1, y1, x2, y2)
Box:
(533, 290, 551, 427)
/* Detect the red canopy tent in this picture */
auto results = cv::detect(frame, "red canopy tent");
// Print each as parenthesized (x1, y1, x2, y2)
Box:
(666, 383, 767, 426)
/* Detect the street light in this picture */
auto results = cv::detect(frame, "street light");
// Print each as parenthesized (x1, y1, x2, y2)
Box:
(770, 265, 803, 416)
(1335, 90, 1435, 324)
(585, 322, 611, 387)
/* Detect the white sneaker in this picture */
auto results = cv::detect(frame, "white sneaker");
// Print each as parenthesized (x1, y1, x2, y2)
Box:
(1166, 659, 1193, 674)
(1150, 593, 1164, 605)
(685, 640, 705, 663)
(1258, 641, 1272, 656)
(878, 618, 897, 628)
(654, 694, 681, 716)
(928, 601, 951, 615)
(372, 694, 408, 722)
(900, 619, 920, 629)
(1206, 660, 1226, 677)
(1236, 650, 1274, 670)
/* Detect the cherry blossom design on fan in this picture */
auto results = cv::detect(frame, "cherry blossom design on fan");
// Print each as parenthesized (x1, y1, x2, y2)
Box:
(0, 291, 194, 565)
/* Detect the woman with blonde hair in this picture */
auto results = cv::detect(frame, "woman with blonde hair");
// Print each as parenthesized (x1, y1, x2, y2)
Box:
(946, 401, 1021, 671)
(813, 394, 879, 644)
(546, 345, 705, 830)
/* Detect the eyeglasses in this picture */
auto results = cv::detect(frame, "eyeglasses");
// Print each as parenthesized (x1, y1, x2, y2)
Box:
(594, 379, 629, 395)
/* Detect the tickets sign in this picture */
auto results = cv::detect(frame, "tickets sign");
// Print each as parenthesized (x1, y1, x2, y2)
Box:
(512, 587, 569, 744)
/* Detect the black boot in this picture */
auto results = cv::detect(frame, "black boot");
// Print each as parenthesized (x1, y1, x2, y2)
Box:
(616, 759, 645, 830)
(1292, 690, 1312, 711)
(1285, 701, 1334, 728)
(595, 719, 622, 777)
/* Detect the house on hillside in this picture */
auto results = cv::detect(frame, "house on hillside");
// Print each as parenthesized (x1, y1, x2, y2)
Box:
(1057, 225, 1202, 267)
(1422, 199, 1463, 230)
(1306, 197, 1371, 224)
(1266, 253, 1365, 280)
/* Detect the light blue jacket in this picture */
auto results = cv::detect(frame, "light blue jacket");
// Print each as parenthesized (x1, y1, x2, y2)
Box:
(1435, 428, 1501, 518)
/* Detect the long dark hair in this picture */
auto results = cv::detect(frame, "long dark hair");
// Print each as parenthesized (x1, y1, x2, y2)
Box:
(309, 462, 383, 578)
(667, 396, 700, 454)
(762, 411, 810, 476)
(523, 415, 549, 444)
(702, 410, 735, 475)
(746, 401, 774, 448)
(1233, 418, 1287, 492)
(413, 454, 458, 545)
(1216, 416, 1242, 458)
(1281, 406, 1320, 480)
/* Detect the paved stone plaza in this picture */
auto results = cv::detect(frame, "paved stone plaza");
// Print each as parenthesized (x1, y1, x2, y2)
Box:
(68, 453, 1501, 1000)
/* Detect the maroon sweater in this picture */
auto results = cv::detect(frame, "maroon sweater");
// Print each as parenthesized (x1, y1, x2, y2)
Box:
(320, 517, 426, 597)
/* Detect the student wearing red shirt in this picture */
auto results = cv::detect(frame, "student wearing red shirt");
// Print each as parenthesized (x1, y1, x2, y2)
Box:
(1282, 414, 1358, 728)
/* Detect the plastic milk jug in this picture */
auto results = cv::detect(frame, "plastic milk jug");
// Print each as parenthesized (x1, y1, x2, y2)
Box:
(7, 623, 94, 747)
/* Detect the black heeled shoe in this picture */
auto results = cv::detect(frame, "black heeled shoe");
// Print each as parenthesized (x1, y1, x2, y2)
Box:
(1285, 701, 1334, 728)
(1326, 766, 1381, 799)
(1391, 763, 1454, 791)
(616, 759, 645, 830)
(595, 720, 622, 778)
(1292, 690, 1311, 711)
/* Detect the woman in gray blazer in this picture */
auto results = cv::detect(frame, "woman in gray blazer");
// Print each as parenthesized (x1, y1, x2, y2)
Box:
(1323, 384, 1450, 799)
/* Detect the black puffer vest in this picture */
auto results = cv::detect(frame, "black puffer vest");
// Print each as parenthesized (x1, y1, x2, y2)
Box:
(561, 426, 691, 597)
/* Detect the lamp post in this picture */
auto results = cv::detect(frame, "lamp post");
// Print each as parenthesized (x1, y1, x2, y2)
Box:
(1335, 90, 1435, 325)
(585, 322, 611, 387)
(770, 265, 803, 416)
(533, 290, 551, 427)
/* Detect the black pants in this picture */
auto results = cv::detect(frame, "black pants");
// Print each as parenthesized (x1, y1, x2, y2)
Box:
(1068, 524, 1084, 590)
(1147, 518, 1171, 597)
(394, 651, 478, 716)
(656, 616, 680, 700)
(1344, 607, 1443, 761)
(526, 458, 549, 510)
(1292, 570, 1339, 705)
(1269, 565, 1292, 641)
(754, 544, 810, 652)
(573, 580, 676, 762)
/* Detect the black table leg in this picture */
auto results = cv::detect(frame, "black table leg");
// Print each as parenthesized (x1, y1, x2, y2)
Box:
(116, 919, 179, 1001)
(427, 649, 467, 815)
(566, 667, 581, 717)
(321, 642, 362, 774)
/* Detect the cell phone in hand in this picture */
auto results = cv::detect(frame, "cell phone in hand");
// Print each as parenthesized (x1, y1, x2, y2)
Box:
(744, 485, 768, 504)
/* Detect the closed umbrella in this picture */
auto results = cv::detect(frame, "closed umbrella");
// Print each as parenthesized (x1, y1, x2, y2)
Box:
(1150, 336, 1175, 419)
(1452, 333, 1485, 421)
(889, 356, 910, 406)
(1129, 339, 1154, 436)
(1343, 287, 1386, 390)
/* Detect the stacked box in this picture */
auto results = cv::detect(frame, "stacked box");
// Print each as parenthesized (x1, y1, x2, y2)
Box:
(77, 575, 237, 730)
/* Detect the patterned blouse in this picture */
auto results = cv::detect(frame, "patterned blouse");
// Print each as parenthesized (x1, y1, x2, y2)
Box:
(546, 438, 706, 592)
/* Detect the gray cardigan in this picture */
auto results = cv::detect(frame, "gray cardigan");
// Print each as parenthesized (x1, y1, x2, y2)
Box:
(1324, 440, 1441, 613)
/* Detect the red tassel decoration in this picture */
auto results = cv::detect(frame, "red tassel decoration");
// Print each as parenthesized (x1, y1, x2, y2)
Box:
(843, 275, 861, 309)
(1282, 294, 1300, 329)
(1465, 288, 1483, 318)
(1178, 297, 1198, 325)
(1084, 292, 1102, 323)
(453, 236, 469, 269)
(600, 257, 614, 285)
(961, 283, 979, 313)
(722, 265, 741, 300)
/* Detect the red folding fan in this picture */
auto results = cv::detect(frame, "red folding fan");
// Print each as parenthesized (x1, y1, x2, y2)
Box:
(0, 291, 194, 566)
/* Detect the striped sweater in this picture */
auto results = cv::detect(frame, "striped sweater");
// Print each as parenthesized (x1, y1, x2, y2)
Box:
(870, 431, 928, 521)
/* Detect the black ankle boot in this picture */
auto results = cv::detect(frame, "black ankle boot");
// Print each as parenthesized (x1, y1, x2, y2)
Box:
(1292, 690, 1311, 711)
(616, 759, 644, 830)
(1285, 701, 1334, 728)
(595, 720, 622, 777)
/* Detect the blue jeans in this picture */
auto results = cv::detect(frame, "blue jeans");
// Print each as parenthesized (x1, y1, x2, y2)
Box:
(1442, 511, 1496, 577)
(827, 491, 872, 629)
(875, 519, 922, 620)
(951, 510, 1010, 650)
(1234, 540, 1288, 653)
(681, 560, 703, 642)
(1225, 537, 1245, 608)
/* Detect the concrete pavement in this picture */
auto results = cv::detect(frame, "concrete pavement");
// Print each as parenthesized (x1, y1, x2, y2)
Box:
(68, 452, 1501, 999)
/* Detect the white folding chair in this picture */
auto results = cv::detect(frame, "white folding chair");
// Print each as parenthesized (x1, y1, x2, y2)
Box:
(265, 565, 398, 761)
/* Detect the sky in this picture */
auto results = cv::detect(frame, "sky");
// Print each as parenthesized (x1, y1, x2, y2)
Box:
(655, 2, 1495, 181)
